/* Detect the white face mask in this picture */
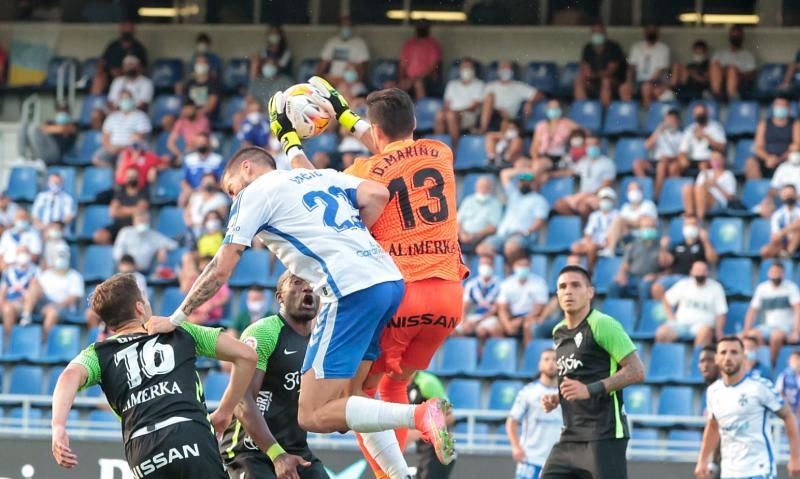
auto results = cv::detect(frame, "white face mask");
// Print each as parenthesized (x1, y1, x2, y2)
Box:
(478, 264, 494, 278)
(627, 189, 643, 204)
(498, 68, 513, 81)
(16, 253, 31, 267)
(460, 68, 475, 81)
(135, 223, 149, 233)
(54, 257, 69, 271)
(683, 225, 699, 240)
(474, 192, 489, 202)
(790, 152, 800, 165)
(205, 219, 222, 232)
(247, 300, 265, 315)
(247, 112, 263, 124)
(570, 136, 584, 147)
(47, 229, 62, 240)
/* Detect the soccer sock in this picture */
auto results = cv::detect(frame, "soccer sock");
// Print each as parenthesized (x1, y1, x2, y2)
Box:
(356, 433, 389, 479)
(345, 396, 415, 432)
(378, 375, 412, 452)
(360, 430, 411, 479)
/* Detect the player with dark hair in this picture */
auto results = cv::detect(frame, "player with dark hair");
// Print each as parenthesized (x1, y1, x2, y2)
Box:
(698, 345, 719, 387)
(540, 265, 645, 479)
(51, 273, 257, 478)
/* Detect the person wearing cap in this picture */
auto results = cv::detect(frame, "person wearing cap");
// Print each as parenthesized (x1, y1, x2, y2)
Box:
(31, 173, 76, 230)
(553, 133, 616, 220)
(317, 16, 370, 84)
(571, 187, 619, 272)
(93, 89, 152, 168)
(108, 55, 153, 111)
(476, 159, 549, 263)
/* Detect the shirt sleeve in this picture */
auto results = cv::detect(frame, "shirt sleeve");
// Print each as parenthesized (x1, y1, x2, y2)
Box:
(135, 112, 152, 134)
(223, 183, 273, 248)
(240, 318, 281, 372)
(70, 344, 102, 390)
(750, 284, 763, 310)
(320, 38, 335, 61)
(756, 378, 785, 413)
(709, 123, 726, 145)
(532, 278, 549, 304)
(31, 194, 44, 222)
(68, 271, 85, 298)
(591, 313, 637, 363)
(679, 129, 692, 154)
(141, 78, 154, 104)
(741, 52, 757, 72)
(508, 386, 529, 422)
(664, 280, 683, 307)
(108, 79, 122, 105)
(714, 284, 729, 315)
(771, 210, 782, 234)
(180, 322, 222, 358)
(789, 283, 800, 305)
(600, 158, 616, 181)
(496, 281, 510, 305)
(721, 172, 736, 196)
(532, 196, 550, 220)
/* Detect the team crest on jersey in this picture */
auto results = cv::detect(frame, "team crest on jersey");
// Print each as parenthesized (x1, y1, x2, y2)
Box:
(738, 393, 749, 407)
(243, 336, 258, 350)
(574, 332, 583, 348)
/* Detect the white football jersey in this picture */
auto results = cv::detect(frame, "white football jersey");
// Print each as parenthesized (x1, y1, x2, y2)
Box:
(706, 375, 785, 478)
(224, 169, 402, 302)
(508, 380, 562, 466)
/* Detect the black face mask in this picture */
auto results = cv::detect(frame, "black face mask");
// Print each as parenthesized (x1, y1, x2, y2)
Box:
(416, 27, 429, 38)
(121, 32, 134, 42)
(786, 197, 797, 206)
(202, 184, 215, 192)
(197, 146, 210, 155)
(125, 69, 137, 78)
(127, 178, 138, 187)
(519, 184, 532, 195)
(645, 32, 658, 43)
(694, 275, 707, 285)
(771, 278, 783, 286)
(730, 36, 744, 48)
(695, 114, 708, 126)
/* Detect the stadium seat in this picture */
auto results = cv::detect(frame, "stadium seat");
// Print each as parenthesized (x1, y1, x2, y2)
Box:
(632, 300, 666, 340)
(77, 205, 110, 241)
(218, 95, 246, 130)
(601, 298, 636, 332)
(88, 410, 120, 431)
(84, 385, 103, 397)
(667, 430, 702, 452)
(643, 101, 680, 134)
(454, 422, 491, 445)
(455, 135, 488, 171)
(296, 58, 321, 83)
(604, 101, 639, 136)
(458, 173, 483, 203)
(415, 97, 443, 132)
(46, 166, 76, 197)
(265, 260, 287, 289)
(524, 101, 548, 132)
(613, 137, 647, 175)
(759, 258, 795, 283)
(159, 287, 185, 316)
(304, 133, 339, 159)
(35, 326, 81, 364)
(687, 99, 720, 121)
(0, 326, 42, 362)
(77, 57, 98, 90)
(725, 101, 759, 137)
(151, 58, 184, 90)
(44, 56, 78, 88)
(47, 366, 65, 395)
(488, 380, 523, 410)
(718, 259, 754, 297)
(620, 176, 654, 201)
(204, 371, 230, 403)
(154, 130, 184, 157)
(78, 95, 108, 128)
(657, 386, 694, 418)
(9, 365, 43, 395)
(592, 256, 622, 295)
(518, 339, 555, 377)
(625, 385, 653, 415)
(647, 343, 687, 383)
(738, 179, 771, 214)
(709, 217, 744, 255)
(665, 216, 684, 247)
(430, 337, 478, 376)
(151, 169, 184, 205)
(447, 379, 482, 410)
(370, 59, 399, 89)
(530, 254, 547, 277)
(424, 133, 453, 150)
(494, 423, 511, 446)
(540, 177, 575, 206)
(85, 327, 99, 346)
(150, 94, 182, 126)
(230, 249, 271, 288)
(6, 167, 38, 202)
(223, 58, 250, 91)
(724, 301, 750, 336)
(756, 64, 787, 99)
(568, 100, 602, 131)
(557, 62, 580, 98)
(477, 338, 518, 377)
(64, 130, 103, 166)
(746, 218, 771, 257)
(524, 61, 558, 94)
(548, 254, 587, 293)
(81, 245, 115, 283)
(156, 207, 185, 239)
(776, 346, 800, 373)
(78, 167, 114, 204)
(533, 216, 581, 254)
(732, 139, 755, 175)
(658, 177, 693, 215)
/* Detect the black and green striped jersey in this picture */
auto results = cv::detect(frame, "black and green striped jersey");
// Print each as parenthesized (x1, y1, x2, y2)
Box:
(220, 315, 311, 461)
(552, 309, 637, 442)
(71, 322, 221, 444)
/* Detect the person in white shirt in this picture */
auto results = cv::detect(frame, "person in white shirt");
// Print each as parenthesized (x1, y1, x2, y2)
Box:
(0, 246, 39, 339)
(479, 60, 540, 133)
(107, 55, 154, 110)
(0, 192, 20, 234)
(761, 184, 800, 258)
(0, 209, 43, 267)
(31, 173, 76, 230)
(571, 187, 618, 270)
(743, 261, 800, 364)
(495, 256, 549, 340)
(759, 144, 800, 218)
(435, 57, 485, 148)
(658, 261, 727, 347)
(683, 150, 737, 219)
(553, 134, 616, 220)
(507, 349, 562, 479)
(457, 255, 502, 340)
(113, 209, 178, 273)
(184, 173, 230, 238)
(696, 337, 800, 479)
(678, 103, 727, 175)
(605, 180, 658, 253)
(317, 16, 370, 83)
(41, 221, 67, 269)
(457, 175, 503, 252)
(92, 89, 152, 167)
(709, 25, 757, 101)
(621, 25, 671, 108)
(641, 109, 683, 197)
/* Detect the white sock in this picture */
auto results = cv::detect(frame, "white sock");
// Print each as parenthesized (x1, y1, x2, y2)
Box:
(361, 430, 410, 479)
(345, 396, 415, 432)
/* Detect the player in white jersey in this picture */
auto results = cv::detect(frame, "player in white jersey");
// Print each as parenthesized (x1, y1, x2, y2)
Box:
(147, 147, 453, 472)
(696, 336, 800, 479)
(507, 349, 562, 479)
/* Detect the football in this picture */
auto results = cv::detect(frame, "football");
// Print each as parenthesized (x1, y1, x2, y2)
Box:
(284, 83, 332, 139)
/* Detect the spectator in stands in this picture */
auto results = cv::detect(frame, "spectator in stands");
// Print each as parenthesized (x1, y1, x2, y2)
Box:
(178, 54, 221, 120)
(31, 173, 76, 230)
(179, 133, 224, 206)
(683, 150, 738, 219)
(710, 25, 757, 100)
(480, 60, 540, 133)
(1, 246, 38, 339)
(760, 145, 800, 217)
(94, 167, 149, 245)
(761, 184, 800, 258)
(435, 58, 485, 148)
(231, 287, 270, 337)
(743, 261, 800, 365)
(0, 193, 19, 235)
(671, 40, 711, 99)
(658, 260, 727, 347)
(621, 24, 671, 108)
(41, 221, 67, 269)
(167, 99, 210, 162)
(574, 22, 627, 107)
(677, 103, 726, 175)
(317, 17, 370, 84)
(608, 215, 661, 301)
(546, 128, 587, 179)
(108, 55, 153, 111)
(651, 215, 719, 299)
(742, 335, 772, 378)
(93, 90, 152, 168)
(776, 350, 800, 416)
(337, 63, 369, 107)
(399, 19, 442, 100)
(194, 210, 226, 259)
(485, 119, 525, 168)
(179, 254, 230, 325)
(0, 209, 42, 267)
(114, 140, 163, 191)
(17, 103, 77, 165)
(553, 133, 616, 219)
(745, 95, 799, 180)
(698, 345, 720, 387)
(19, 243, 83, 340)
(86, 254, 147, 330)
(457, 255, 501, 340)
(476, 161, 549, 262)
(112, 209, 177, 273)
(571, 187, 618, 271)
(92, 21, 148, 96)
(529, 99, 578, 176)
(250, 24, 292, 79)
(495, 256, 549, 342)
(604, 180, 658, 253)
(185, 173, 229, 238)
(458, 175, 503, 253)
(189, 33, 222, 78)
(246, 57, 294, 108)
(642, 109, 682, 197)
(0, 43, 7, 86)
(237, 99, 271, 148)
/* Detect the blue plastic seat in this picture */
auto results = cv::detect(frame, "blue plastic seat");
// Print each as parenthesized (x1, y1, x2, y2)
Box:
(151, 58, 184, 90)
(725, 101, 759, 137)
(154, 130, 184, 157)
(265, 260, 287, 289)
(756, 64, 787, 99)
(724, 301, 750, 336)
(759, 259, 795, 283)
(687, 99, 720, 121)
(644, 101, 680, 134)
(296, 58, 321, 83)
(533, 216, 581, 254)
(204, 371, 230, 403)
(732, 139, 755, 174)
(524, 62, 558, 94)
(35, 326, 81, 364)
(620, 176, 654, 202)
(658, 178, 693, 215)
(79, 167, 113, 204)
(488, 380, 523, 410)
(82, 245, 115, 283)
(518, 339, 555, 377)
(477, 338, 518, 377)
(159, 287, 185, 316)
(625, 385, 653, 415)
(524, 102, 548, 132)
(151, 168, 183, 205)
(424, 133, 453, 150)
(540, 177, 575, 206)
(304, 133, 339, 159)
(430, 337, 478, 377)
(370, 59, 399, 89)
(156, 207, 185, 239)
(667, 430, 702, 451)
(416, 97, 443, 132)
(647, 343, 687, 383)
(455, 135, 488, 171)
(666, 217, 684, 247)
(568, 100, 602, 131)
(150, 94, 182, 126)
(604, 101, 639, 136)
(593, 256, 622, 295)
(548, 254, 587, 293)
(658, 386, 694, 418)
(223, 58, 250, 91)
(229, 249, 271, 288)
(458, 173, 483, 203)
(446, 379, 482, 410)
(77, 205, 110, 241)
(78, 95, 107, 128)
(219, 96, 246, 130)
(64, 130, 103, 166)
(1, 326, 42, 362)
(718, 258, 754, 296)
(43, 57, 79, 88)
(6, 167, 38, 202)
(601, 298, 636, 332)
(557, 62, 580, 98)
(709, 217, 744, 255)
(88, 410, 120, 431)
(740, 179, 771, 213)
(9, 365, 43, 395)
(454, 422, 491, 445)
(614, 137, 647, 175)
(744, 218, 770, 258)
(46, 166, 76, 197)
(632, 300, 666, 340)
(47, 366, 65, 394)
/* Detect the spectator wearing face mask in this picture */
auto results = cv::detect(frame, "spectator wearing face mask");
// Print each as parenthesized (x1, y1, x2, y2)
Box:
(1, 246, 39, 340)
(642, 109, 682, 197)
(604, 180, 658, 253)
(41, 222, 67, 269)
(480, 60, 540, 133)
(476, 161, 549, 262)
(683, 150, 738, 219)
(93, 90, 152, 168)
(760, 145, 800, 217)
(574, 23, 627, 107)
(185, 173, 230, 238)
(92, 22, 148, 96)
(30, 174, 76, 231)
(337, 62, 368, 107)
(553, 134, 616, 220)
(776, 351, 800, 416)
(457, 255, 501, 340)
(167, 100, 210, 161)
(245, 58, 294, 114)
(231, 287, 270, 337)
(435, 58, 485, 148)
(458, 175, 503, 253)
(671, 40, 711, 99)
(761, 185, 800, 259)
(317, 17, 369, 84)
(485, 119, 525, 167)
(188, 33, 222, 79)
(179, 54, 221, 119)
(399, 20, 442, 99)
(108, 55, 153, 111)
(112, 209, 178, 273)
(114, 141, 164, 193)
(620, 24, 671, 108)
(608, 215, 661, 301)
(570, 187, 619, 271)
(250, 24, 293, 80)
(651, 215, 718, 299)
(86, 254, 148, 330)
(0, 209, 43, 268)
(529, 99, 578, 177)
(547, 129, 587, 179)
(0, 193, 19, 235)
(745, 95, 800, 180)
(677, 103, 726, 176)
(179, 254, 230, 326)
(236, 100, 272, 149)
(710, 25, 757, 101)
(495, 256, 549, 341)
(195, 210, 226, 259)
(17, 103, 77, 166)
(742, 336, 772, 378)
(179, 133, 224, 206)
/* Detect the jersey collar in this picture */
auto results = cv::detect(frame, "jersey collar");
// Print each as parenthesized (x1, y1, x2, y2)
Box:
(381, 139, 415, 155)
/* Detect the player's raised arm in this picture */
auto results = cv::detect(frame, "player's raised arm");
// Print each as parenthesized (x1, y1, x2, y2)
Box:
(52, 347, 99, 469)
(267, 90, 316, 170)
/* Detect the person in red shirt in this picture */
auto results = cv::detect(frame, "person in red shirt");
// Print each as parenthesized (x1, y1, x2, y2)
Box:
(114, 141, 166, 189)
(398, 20, 442, 100)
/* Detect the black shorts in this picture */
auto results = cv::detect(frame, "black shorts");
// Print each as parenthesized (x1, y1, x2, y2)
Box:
(541, 439, 628, 479)
(226, 452, 329, 479)
(127, 420, 227, 479)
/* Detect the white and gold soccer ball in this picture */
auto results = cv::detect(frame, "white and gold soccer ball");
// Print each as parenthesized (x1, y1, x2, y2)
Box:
(283, 83, 332, 139)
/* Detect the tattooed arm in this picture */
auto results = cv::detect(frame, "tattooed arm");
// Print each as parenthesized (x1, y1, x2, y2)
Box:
(601, 352, 645, 393)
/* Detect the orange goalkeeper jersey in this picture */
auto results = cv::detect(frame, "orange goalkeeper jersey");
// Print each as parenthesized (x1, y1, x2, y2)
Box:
(345, 138, 469, 283)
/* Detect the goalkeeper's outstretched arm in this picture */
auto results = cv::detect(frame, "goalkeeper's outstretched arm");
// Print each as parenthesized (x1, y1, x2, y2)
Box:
(308, 76, 379, 155)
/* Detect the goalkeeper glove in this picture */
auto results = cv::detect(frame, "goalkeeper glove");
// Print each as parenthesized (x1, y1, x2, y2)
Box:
(308, 76, 362, 132)
(268, 91, 303, 156)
